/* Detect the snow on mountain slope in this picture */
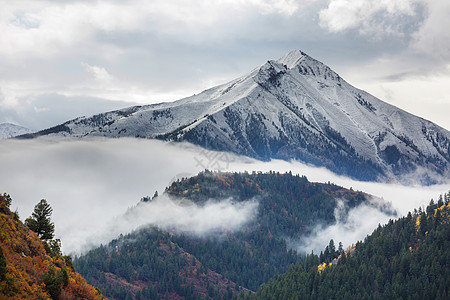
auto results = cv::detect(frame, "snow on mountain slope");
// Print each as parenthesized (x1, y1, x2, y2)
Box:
(19, 50, 450, 184)
(0, 123, 33, 139)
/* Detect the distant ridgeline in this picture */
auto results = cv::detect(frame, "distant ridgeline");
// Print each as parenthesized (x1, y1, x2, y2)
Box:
(0, 194, 104, 299)
(240, 191, 450, 300)
(74, 171, 395, 299)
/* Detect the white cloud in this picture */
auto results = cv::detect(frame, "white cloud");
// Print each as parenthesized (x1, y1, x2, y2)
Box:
(69, 195, 259, 255)
(1, 137, 447, 255)
(411, 0, 450, 60)
(318, 0, 420, 36)
(0, 1, 144, 60)
(81, 62, 114, 84)
(319, 0, 450, 61)
(247, 0, 301, 16)
(126, 196, 258, 235)
(293, 202, 393, 254)
(0, 0, 303, 61)
(0, 0, 312, 121)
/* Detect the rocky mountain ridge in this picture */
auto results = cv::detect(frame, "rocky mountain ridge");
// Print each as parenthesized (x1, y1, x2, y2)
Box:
(19, 50, 450, 184)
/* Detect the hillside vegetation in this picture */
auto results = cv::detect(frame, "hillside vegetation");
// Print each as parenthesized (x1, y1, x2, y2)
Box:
(74, 171, 392, 299)
(0, 193, 105, 299)
(241, 192, 450, 300)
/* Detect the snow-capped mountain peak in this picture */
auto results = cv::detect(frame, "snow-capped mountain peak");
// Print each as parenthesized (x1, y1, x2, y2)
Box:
(278, 49, 307, 69)
(19, 50, 450, 185)
(0, 123, 33, 139)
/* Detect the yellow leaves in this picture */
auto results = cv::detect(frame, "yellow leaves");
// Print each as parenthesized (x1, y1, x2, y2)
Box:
(317, 244, 355, 273)
(415, 215, 421, 230)
(181, 187, 199, 195)
(0, 197, 104, 299)
(416, 202, 450, 232)
(434, 203, 450, 225)
(317, 262, 327, 272)
(317, 262, 332, 272)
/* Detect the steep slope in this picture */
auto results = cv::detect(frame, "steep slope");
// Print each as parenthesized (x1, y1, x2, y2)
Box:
(0, 194, 105, 299)
(74, 227, 248, 300)
(19, 50, 450, 184)
(243, 192, 450, 300)
(74, 171, 395, 299)
(0, 123, 33, 139)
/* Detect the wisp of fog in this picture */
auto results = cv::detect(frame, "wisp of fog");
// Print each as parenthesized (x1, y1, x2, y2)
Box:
(289, 199, 394, 255)
(0, 137, 448, 254)
(72, 195, 258, 254)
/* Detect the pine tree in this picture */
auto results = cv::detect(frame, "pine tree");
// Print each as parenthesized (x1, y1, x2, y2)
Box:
(2, 193, 12, 208)
(338, 241, 343, 254)
(25, 199, 55, 240)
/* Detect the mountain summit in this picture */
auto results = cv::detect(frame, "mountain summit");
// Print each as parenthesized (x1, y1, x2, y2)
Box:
(20, 50, 450, 184)
(0, 123, 32, 139)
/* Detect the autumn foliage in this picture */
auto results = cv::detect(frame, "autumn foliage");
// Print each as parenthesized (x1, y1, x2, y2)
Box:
(0, 193, 106, 299)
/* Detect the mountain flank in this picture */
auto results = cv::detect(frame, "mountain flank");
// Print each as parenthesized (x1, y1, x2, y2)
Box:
(18, 50, 450, 184)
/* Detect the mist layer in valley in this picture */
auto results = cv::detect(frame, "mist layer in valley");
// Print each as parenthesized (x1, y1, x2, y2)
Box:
(0, 137, 448, 254)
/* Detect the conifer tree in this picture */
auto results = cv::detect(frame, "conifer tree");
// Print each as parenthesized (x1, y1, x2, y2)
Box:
(25, 199, 55, 240)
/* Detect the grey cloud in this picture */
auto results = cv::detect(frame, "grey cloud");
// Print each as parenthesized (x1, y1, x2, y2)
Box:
(318, 0, 425, 36)
(0, 93, 136, 130)
(378, 71, 419, 82)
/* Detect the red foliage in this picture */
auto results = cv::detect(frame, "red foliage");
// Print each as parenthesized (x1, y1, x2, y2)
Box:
(0, 194, 106, 299)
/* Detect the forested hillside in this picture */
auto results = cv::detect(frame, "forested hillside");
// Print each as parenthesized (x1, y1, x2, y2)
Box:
(242, 192, 450, 300)
(75, 227, 247, 300)
(0, 193, 105, 299)
(74, 171, 393, 299)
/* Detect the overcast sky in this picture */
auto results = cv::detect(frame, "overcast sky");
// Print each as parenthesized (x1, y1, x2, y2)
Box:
(0, 0, 449, 131)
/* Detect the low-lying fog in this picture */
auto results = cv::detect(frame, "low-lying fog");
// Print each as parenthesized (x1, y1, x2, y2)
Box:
(0, 137, 448, 255)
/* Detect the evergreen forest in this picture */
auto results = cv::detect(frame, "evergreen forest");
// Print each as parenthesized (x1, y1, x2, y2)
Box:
(74, 171, 394, 299)
(241, 192, 450, 300)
